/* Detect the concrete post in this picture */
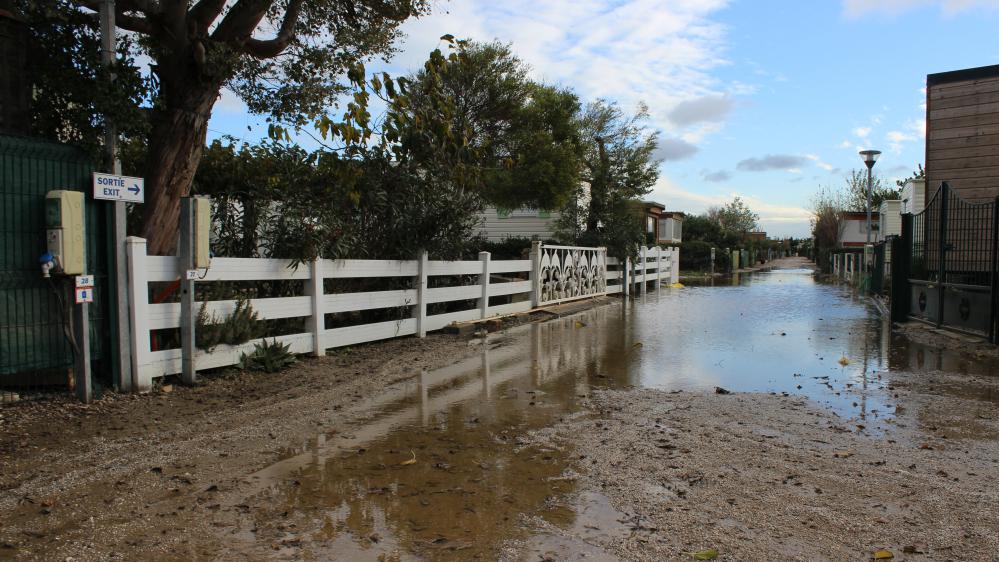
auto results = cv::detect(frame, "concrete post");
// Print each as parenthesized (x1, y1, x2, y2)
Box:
(529, 241, 542, 307)
(179, 198, 197, 384)
(416, 250, 429, 337)
(306, 256, 324, 356)
(478, 251, 491, 318)
(125, 237, 151, 392)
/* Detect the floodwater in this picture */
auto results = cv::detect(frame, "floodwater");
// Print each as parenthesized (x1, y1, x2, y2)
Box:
(221, 267, 999, 560)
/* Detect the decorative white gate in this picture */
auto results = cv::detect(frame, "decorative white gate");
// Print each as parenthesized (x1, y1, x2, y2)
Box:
(534, 244, 607, 306)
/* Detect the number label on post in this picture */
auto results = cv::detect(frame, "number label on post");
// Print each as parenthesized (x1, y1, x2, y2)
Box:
(75, 287, 94, 303)
(75, 275, 94, 288)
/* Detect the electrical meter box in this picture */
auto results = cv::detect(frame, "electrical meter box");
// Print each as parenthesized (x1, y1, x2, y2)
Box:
(193, 196, 211, 268)
(45, 190, 86, 275)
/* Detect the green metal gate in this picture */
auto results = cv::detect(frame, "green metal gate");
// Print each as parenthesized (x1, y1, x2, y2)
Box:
(900, 182, 998, 340)
(1, 135, 113, 394)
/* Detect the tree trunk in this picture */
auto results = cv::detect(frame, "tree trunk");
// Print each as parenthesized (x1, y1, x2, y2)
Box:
(140, 86, 217, 256)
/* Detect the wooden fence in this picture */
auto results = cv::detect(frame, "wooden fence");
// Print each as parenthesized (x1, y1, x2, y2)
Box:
(126, 238, 678, 391)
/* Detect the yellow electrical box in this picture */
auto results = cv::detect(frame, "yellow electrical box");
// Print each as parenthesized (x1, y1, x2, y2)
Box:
(45, 190, 86, 275)
(193, 196, 211, 268)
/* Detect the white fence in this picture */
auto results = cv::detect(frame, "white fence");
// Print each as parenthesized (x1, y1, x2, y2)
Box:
(126, 237, 678, 390)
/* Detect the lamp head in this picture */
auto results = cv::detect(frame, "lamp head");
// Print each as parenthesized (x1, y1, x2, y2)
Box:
(859, 149, 881, 170)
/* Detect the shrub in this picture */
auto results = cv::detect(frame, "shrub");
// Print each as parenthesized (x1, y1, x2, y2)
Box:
(239, 338, 297, 373)
(679, 240, 713, 271)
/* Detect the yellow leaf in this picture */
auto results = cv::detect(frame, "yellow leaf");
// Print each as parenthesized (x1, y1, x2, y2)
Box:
(575, 321, 587, 328)
(400, 450, 416, 466)
(688, 548, 718, 560)
(838, 356, 850, 366)
(670, 282, 684, 288)
(833, 451, 853, 458)
(871, 549, 894, 561)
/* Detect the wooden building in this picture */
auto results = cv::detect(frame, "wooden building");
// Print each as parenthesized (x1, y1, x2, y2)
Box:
(926, 64, 999, 202)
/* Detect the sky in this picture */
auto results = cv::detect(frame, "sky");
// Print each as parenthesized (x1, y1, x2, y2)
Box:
(207, 0, 999, 238)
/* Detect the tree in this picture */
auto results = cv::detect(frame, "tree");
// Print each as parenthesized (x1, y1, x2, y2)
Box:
(556, 100, 659, 259)
(895, 164, 925, 188)
(706, 196, 759, 233)
(398, 41, 582, 211)
(810, 186, 845, 271)
(844, 169, 900, 211)
(18, 0, 150, 164)
(579, 100, 659, 233)
(60, 0, 431, 255)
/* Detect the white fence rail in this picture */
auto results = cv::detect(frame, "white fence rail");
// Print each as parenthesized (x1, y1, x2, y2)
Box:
(126, 237, 679, 390)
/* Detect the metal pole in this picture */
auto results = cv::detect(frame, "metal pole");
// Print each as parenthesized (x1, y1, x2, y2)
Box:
(179, 198, 197, 384)
(100, 0, 134, 391)
(74, 296, 92, 403)
(866, 165, 873, 245)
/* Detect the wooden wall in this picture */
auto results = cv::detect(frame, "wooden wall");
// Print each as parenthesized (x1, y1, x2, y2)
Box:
(927, 67, 999, 203)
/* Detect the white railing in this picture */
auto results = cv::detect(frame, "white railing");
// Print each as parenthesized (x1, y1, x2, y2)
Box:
(125, 238, 680, 390)
(606, 245, 679, 295)
(126, 238, 533, 391)
(534, 243, 607, 306)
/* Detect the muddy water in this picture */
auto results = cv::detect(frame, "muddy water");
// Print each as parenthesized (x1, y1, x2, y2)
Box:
(221, 267, 999, 560)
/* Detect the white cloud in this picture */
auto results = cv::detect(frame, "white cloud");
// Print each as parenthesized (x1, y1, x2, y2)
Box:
(853, 126, 872, 139)
(886, 130, 917, 154)
(387, 0, 734, 148)
(651, 177, 812, 236)
(805, 154, 836, 172)
(843, 0, 999, 17)
(655, 137, 700, 161)
(736, 154, 809, 172)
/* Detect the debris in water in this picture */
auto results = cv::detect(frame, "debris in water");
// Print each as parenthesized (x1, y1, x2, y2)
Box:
(688, 548, 719, 560)
(670, 282, 684, 288)
(870, 549, 894, 561)
(631, 342, 643, 350)
(833, 451, 853, 458)
(575, 320, 587, 328)
(400, 450, 417, 466)
(714, 387, 731, 395)
(838, 356, 850, 366)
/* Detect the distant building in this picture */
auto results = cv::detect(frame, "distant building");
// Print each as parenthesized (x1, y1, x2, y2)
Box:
(899, 179, 926, 215)
(631, 201, 683, 245)
(879, 200, 902, 238)
(838, 211, 879, 248)
(476, 207, 560, 242)
(745, 231, 767, 243)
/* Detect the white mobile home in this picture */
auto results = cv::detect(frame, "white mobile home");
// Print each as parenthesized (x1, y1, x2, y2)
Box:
(477, 207, 560, 242)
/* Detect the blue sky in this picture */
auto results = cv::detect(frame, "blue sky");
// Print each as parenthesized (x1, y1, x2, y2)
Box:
(208, 0, 999, 238)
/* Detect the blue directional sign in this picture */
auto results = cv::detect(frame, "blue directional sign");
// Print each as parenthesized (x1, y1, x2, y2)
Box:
(93, 172, 144, 203)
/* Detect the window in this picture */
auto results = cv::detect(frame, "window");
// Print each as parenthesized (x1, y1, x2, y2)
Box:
(673, 219, 682, 242)
(658, 219, 669, 240)
(647, 216, 655, 233)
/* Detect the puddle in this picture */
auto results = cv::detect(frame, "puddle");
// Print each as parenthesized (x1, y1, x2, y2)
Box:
(220, 267, 999, 559)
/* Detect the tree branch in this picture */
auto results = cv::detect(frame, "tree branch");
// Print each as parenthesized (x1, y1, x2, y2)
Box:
(211, 0, 272, 43)
(242, 0, 302, 58)
(188, 0, 227, 34)
(115, 8, 156, 34)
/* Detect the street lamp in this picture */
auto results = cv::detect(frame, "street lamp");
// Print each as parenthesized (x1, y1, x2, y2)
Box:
(859, 149, 881, 244)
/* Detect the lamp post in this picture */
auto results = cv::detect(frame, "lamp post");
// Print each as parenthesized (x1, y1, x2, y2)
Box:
(859, 150, 881, 244)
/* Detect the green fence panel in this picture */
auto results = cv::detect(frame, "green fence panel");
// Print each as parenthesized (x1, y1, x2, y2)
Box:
(0, 135, 112, 389)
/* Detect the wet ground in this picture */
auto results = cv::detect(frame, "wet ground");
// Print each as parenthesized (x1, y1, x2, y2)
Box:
(214, 263, 999, 559)
(2, 259, 998, 560)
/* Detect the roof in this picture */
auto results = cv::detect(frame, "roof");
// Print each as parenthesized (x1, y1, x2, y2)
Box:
(927, 63, 999, 87)
(840, 211, 880, 220)
(662, 211, 686, 218)
(639, 200, 666, 210)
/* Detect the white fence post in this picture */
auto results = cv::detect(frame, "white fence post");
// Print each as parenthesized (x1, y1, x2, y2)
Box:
(640, 245, 648, 294)
(125, 237, 151, 392)
(416, 250, 429, 337)
(623, 256, 631, 297)
(656, 246, 663, 286)
(529, 241, 542, 308)
(306, 256, 324, 356)
(671, 247, 680, 284)
(478, 251, 491, 318)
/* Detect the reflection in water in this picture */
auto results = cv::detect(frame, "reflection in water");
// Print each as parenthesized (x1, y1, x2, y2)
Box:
(223, 268, 999, 559)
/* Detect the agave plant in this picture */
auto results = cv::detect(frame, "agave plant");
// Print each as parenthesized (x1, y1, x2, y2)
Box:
(239, 338, 297, 373)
